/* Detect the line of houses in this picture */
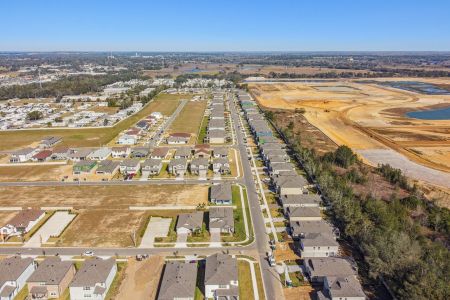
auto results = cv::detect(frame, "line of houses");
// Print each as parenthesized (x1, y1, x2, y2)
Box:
(0, 255, 117, 300)
(204, 91, 229, 144)
(237, 90, 366, 300)
(117, 111, 163, 145)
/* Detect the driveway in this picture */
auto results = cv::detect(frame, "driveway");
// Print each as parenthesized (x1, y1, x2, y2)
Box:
(140, 171, 150, 181)
(25, 211, 76, 247)
(139, 217, 171, 248)
(209, 230, 221, 247)
(176, 232, 188, 248)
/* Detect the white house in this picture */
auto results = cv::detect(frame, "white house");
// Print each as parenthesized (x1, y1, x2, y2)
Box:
(0, 256, 36, 300)
(69, 257, 117, 300)
(9, 148, 38, 163)
(87, 148, 111, 161)
(111, 146, 131, 158)
(0, 209, 45, 238)
(300, 232, 339, 257)
(117, 134, 137, 145)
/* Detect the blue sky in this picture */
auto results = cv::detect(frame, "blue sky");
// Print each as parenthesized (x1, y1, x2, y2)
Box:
(1, 0, 450, 51)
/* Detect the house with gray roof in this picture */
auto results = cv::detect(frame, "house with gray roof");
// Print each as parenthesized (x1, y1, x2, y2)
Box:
(209, 207, 235, 234)
(69, 257, 117, 300)
(157, 261, 198, 300)
(287, 206, 322, 222)
(300, 232, 339, 257)
(119, 159, 141, 175)
(205, 254, 239, 299)
(176, 212, 204, 235)
(290, 220, 337, 240)
(320, 275, 366, 300)
(212, 147, 228, 158)
(95, 160, 120, 176)
(9, 147, 38, 163)
(69, 149, 93, 162)
(269, 162, 295, 175)
(210, 183, 232, 205)
(174, 147, 192, 159)
(27, 257, 76, 300)
(131, 147, 150, 158)
(39, 136, 62, 148)
(212, 157, 230, 175)
(168, 158, 188, 176)
(190, 158, 209, 176)
(87, 148, 111, 161)
(273, 175, 308, 196)
(303, 257, 357, 283)
(0, 256, 36, 300)
(141, 158, 163, 175)
(280, 194, 321, 213)
(207, 129, 226, 144)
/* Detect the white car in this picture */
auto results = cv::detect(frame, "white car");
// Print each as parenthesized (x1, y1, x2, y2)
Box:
(83, 250, 94, 257)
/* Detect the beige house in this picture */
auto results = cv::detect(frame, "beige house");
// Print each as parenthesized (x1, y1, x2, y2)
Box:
(27, 257, 76, 299)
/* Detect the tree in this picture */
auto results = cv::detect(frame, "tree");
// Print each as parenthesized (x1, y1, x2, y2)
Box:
(27, 110, 43, 120)
(334, 145, 357, 168)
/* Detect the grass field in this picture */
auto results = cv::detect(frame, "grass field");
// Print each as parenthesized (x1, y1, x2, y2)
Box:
(0, 93, 191, 151)
(0, 184, 209, 208)
(169, 99, 207, 136)
(238, 260, 255, 299)
(0, 211, 16, 226)
(196, 116, 209, 143)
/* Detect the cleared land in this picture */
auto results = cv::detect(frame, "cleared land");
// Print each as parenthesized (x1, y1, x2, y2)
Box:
(0, 184, 209, 208)
(250, 79, 450, 187)
(168, 99, 208, 138)
(115, 256, 164, 300)
(0, 164, 72, 182)
(0, 93, 191, 151)
(58, 210, 147, 247)
(0, 211, 16, 226)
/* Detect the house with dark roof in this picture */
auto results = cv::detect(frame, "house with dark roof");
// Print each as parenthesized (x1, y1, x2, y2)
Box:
(0, 256, 36, 300)
(210, 183, 232, 205)
(204, 254, 239, 299)
(27, 257, 76, 300)
(300, 232, 339, 258)
(287, 206, 322, 222)
(176, 212, 203, 235)
(319, 275, 366, 300)
(212, 147, 228, 158)
(273, 175, 308, 196)
(131, 147, 150, 158)
(190, 158, 209, 176)
(209, 207, 235, 234)
(174, 147, 192, 159)
(31, 150, 53, 162)
(212, 157, 230, 175)
(280, 194, 321, 213)
(95, 160, 120, 176)
(150, 147, 169, 159)
(157, 261, 198, 300)
(73, 160, 97, 175)
(69, 257, 117, 300)
(168, 158, 188, 176)
(0, 209, 45, 237)
(303, 257, 357, 283)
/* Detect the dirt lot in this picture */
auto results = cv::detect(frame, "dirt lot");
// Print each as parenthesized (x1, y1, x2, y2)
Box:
(274, 242, 301, 261)
(168, 99, 208, 136)
(0, 164, 72, 182)
(0, 93, 191, 151)
(283, 285, 316, 300)
(0, 184, 209, 208)
(249, 79, 450, 188)
(114, 256, 164, 300)
(58, 210, 147, 247)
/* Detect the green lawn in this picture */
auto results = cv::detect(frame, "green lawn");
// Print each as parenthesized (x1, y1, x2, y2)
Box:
(222, 185, 253, 244)
(238, 260, 255, 299)
(0, 93, 191, 151)
(197, 116, 209, 144)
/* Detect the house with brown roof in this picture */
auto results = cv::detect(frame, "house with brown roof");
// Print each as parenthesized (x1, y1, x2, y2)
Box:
(31, 150, 53, 162)
(0, 209, 45, 238)
(69, 257, 117, 300)
(150, 147, 169, 159)
(27, 257, 76, 300)
(0, 256, 36, 300)
(167, 133, 190, 144)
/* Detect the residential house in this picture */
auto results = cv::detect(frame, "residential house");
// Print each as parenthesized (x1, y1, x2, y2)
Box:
(269, 162, 295, 175)
(208, 119, 226, 130)
(319, 275, 366, 300)
(87, 148, 111, 161)
(212, 157, 230, 175)
(174, 147, 192, 159)
(273, 174, 308, 196)
(31, 150, 52, 162)
(111, 146, 130, 158)
(9, 148, 38, 163)
(51, 147, 71, 160)
(0, 256, 36, 300)
(117, 134, 137, 145)
(209, 207, 235, 234)
(135, 120, 150, 130)
(176, 212, 203, 235)
(190, 158, 209, 176)
(280, 194, 321, 213)
(303, 257, 357, 283)
(287, 206, 322, 222)
(95, 160, 120, 176)
(73, 160, 97, 175)
(204, 254, 239, 299)
(208, 129, 226, 144)
(119, 159, 141, 175)
(299, 232, 339, 257)
(290, 220, 336, 240)
(168, 158, 188, 176)
(69, 257, 117, 300)
(0, 209, 45, 238)
(150, 147, 169, 159)
(27, 257, 76, 300)
(193, 147, 210, 159)
(157, 261, 198, 300)
(39, 136, 61, 148)
(131, 147, 150, 158)
(69, 149, 93, 162)
(212, 147, 228, 158)
(167, 133, 190, 144)
(141, 158, 163, 175)
(210, 183, 232, 205)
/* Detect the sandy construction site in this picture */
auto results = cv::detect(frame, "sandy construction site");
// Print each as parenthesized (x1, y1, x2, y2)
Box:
(249, 79, 450, 189)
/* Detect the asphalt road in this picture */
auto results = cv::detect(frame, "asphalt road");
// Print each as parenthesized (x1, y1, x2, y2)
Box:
(0, 91, 283, 299)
